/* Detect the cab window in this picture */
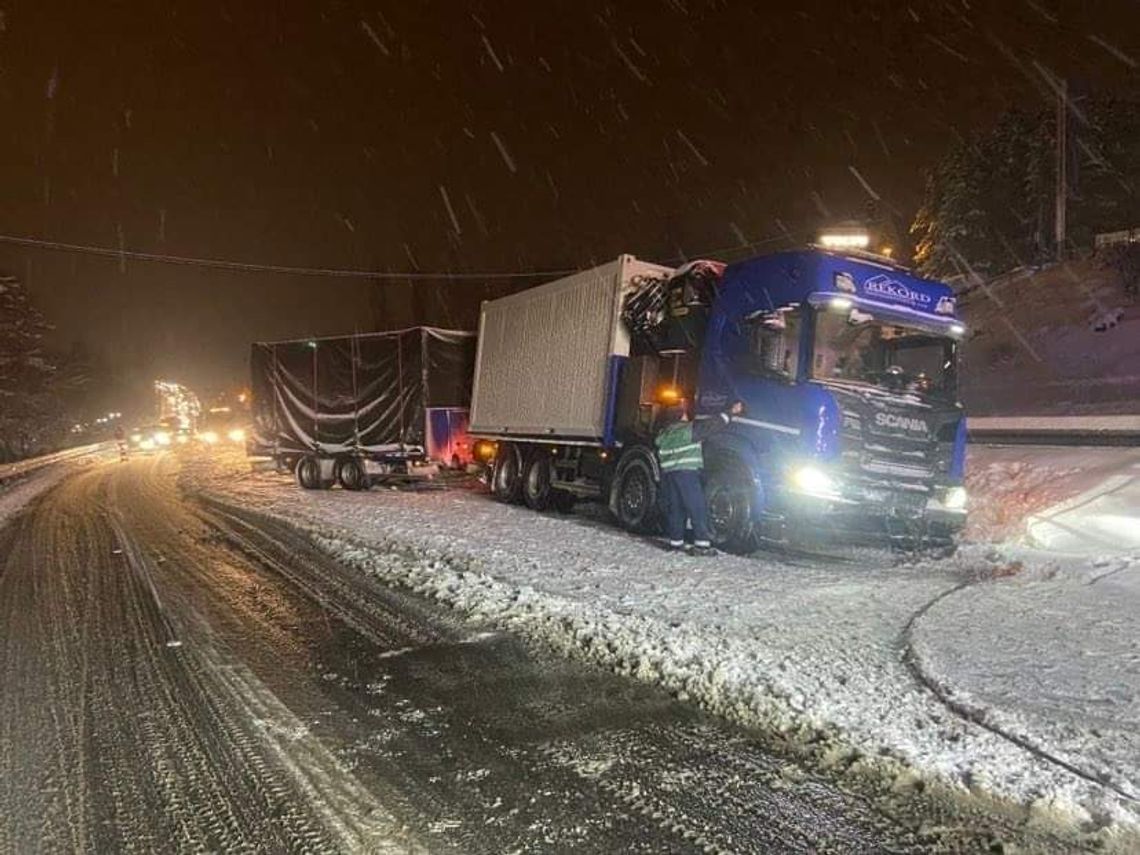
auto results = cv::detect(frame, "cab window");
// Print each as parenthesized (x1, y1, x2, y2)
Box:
(740, 310, 800, 380)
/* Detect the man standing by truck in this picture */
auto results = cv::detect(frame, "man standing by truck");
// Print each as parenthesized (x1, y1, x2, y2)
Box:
(655, 394, 744, 555)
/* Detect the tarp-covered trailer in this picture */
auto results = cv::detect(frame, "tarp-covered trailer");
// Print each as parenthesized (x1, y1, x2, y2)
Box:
(250, 327, 476, 490)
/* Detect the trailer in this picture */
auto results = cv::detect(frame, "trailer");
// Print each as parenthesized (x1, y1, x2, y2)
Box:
(469, 255, 674, 509)
(250, 327, 476, 489)
(469, 250, 969, 551)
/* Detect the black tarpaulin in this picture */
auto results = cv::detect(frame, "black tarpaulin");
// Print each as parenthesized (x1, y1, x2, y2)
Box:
(250, 327, 474, 458)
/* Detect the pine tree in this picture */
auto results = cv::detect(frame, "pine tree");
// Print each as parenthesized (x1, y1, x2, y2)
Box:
(0, 273, 59, 460)
(911, 97, 1140, 279)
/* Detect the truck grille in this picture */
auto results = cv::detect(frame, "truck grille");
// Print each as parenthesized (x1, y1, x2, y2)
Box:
(838, 408, 946, 493)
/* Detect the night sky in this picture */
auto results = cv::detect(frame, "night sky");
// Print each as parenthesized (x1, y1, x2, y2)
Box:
(1, 1, 1137, 403)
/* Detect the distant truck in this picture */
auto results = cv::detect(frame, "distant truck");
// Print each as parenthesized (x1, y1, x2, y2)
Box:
(249, 327, 476, 489)
(468, 251, 968, 550)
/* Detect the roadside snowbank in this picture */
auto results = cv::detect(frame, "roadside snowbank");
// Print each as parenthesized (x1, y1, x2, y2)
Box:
(0, 445, 109, 527)
(182, 448, 1140, 842)
(965, 446, 1140, 550)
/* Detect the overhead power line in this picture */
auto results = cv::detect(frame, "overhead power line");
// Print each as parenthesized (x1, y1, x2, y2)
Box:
(0, 228, 801, 281)
(0, 233, 579, 280)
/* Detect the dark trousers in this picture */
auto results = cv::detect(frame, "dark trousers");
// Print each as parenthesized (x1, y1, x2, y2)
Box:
(663, 470, 711, 544)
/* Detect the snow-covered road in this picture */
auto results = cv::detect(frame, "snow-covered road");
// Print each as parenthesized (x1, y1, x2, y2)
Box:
(183, 445, 1140, 847)
(7, 451, 1036, 853)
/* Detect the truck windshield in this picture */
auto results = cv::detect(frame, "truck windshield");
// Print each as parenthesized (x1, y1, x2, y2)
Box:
(811, 310, 957, 400)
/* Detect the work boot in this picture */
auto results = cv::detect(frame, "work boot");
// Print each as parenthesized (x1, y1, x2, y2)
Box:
(664, 539, 686, 552)
(689, 541, 718, 557)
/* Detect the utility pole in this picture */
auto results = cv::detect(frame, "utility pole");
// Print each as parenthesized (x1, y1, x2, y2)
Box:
(1055, 77, 1068, 261)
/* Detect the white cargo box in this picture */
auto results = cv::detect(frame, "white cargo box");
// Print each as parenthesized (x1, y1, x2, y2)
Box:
(469, 255, 673, 442)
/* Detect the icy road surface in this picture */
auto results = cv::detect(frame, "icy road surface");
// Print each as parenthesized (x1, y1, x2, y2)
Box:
(0, 453, 1041, 853)
(180, 446, 1140, 849)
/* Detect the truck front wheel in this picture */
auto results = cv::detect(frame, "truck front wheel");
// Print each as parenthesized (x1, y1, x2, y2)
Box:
(705, 468, 759, 554)
(522, 453, 554, 511)
(490, 443, 524, 503)
(612, 457, 659, 534)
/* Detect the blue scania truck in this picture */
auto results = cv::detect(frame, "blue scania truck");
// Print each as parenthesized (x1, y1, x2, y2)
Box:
(468, 249, 968, 551)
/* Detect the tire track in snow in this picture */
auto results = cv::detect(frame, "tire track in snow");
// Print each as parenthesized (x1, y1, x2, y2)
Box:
(899, 574, 1140, 804)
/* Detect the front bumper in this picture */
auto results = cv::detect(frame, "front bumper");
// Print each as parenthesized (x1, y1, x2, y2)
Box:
(769, 483, 966, 545)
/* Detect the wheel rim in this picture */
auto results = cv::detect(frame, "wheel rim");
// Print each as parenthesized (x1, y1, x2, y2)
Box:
(495, 452, 519, 494)
(301, 459, 317, 487)
(707, 483, 744, 544)
(620, 468, 648, 524)
(526, 459, 549, 499)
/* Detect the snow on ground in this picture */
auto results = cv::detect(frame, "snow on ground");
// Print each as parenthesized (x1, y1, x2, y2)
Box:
(182, 446, 1140, 842)
(912, 551, 1140, 811)
(959, 254, 1140, 417)
(965, 445, 1140, 547)
(916, 444, 1140, 826)
(0, 444, 109, 527)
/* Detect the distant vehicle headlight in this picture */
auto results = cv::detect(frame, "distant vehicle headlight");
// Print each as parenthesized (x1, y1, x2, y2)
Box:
(790, 465, 837, 497)
(199, 431, 219, 444)
(176, 434, 189, 445)
(942, 486, 967, 510)
(227, 428, 246, 443)
(129, 433, 143, 444)
(140, 438, 157, 451)
(154, 431, 172, 446)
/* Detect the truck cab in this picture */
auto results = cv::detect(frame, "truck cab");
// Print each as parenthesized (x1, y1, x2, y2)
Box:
(692, 250, 967, 550)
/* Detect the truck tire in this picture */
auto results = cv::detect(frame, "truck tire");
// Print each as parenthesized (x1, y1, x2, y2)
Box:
(490, 443, 524, 503)
(296, 456, 331, 490)
(335, 458, 370, 491)
(522, 453, 554, 511)
(611, 456, 659, 534)
(705, 467, 759, 554)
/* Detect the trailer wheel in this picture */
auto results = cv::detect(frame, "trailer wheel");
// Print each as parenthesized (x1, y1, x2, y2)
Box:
(296, 456, 331, 490)
(612, 457, 658, 533)
(336, 458, 370, 491)
(490, 443, 523, 503)
(705, 468, 758, 554)
(522, 453, 554, 511)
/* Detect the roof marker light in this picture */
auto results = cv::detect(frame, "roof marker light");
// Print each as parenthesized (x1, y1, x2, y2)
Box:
(819, 232, 870, 249)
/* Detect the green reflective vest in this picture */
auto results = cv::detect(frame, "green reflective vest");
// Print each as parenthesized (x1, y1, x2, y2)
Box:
(655, 421, 703, 472)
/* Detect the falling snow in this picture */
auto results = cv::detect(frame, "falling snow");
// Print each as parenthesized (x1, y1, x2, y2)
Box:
(489, 131, 517, 174)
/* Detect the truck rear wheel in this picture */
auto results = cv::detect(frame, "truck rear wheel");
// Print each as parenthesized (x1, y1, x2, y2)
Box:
(522, 453, 554, 510)
(490, 443, 523, 503)
(706, 468, 758, 554)
(335, 458, 370, 491)
(296, 456, 331, 490)
(612, 457, 659, 534)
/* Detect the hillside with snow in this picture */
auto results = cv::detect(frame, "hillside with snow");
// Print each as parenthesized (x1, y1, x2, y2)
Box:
(958, 248, 1140, 416)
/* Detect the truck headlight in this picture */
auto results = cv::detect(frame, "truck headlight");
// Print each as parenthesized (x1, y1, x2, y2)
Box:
(227, 428, 246, 443)
(154, 431, 172, 446)
(790, 465, 836, 497)
(942, 486, 967, 510)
